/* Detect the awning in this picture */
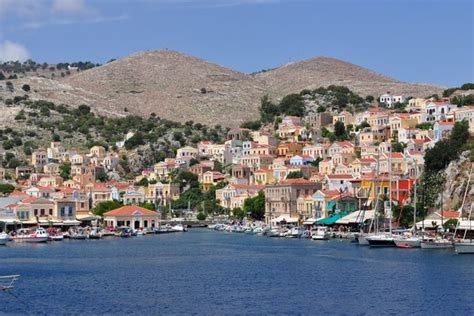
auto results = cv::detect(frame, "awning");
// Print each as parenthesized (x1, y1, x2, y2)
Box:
(63, 220, 81, 226)
(76, 214, 101, 221)
(302, 217, 324, 225)
(453, 219, 474, 230)
(38, 219, 63, 226)
(336, 210, 375, 225)
(316, 213, 345, 226)
(271, 215, 299, 224)
(21, 219, 38, 225)
(0, 219, 20, 224)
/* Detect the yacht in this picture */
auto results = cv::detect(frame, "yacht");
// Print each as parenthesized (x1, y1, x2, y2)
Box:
(312, 226, 330, 240)
(394, 236, 422, 248)
(11, 227, 49, 243)
(266, 228, 280, 237)
(288, 227, 304, 238)
(0, 232, 8, 245)
(366, 233, 396, 247)
(88, 228, 103, 239)
(454, 240, 474, 254)
(421, 238, 453, 249)
(47, 228, 64, 241)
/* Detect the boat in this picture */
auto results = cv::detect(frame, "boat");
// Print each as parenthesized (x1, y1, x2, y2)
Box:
(171, 224, 187, 232)
(117, 227, 132, 238)
(88, 228, 103, 239)
(253, 227, 264, 235)
(366, 233, 396, 247)
(0, 232, 8, 245)
(0, 275, 20, 291)
(421, 238, 453, 249)
(312, 226, 330, 240)
(394, 236, 421, 248)
(288, 227, 304, 238)
(69, 228, 87, 240)
(47, 228, 64, 241)
(11, 227, 49, 243)
(265, 228, 280, 237)
(453, 170, 474, 254)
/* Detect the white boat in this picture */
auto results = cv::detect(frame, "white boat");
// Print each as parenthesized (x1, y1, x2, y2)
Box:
(454, 240, 474, 254)
(253, 227, 264, 235)
(88, 228, 103, 239)
(394, 236, 422, 248)
(0, 232, 8, 245)
(288, 227, 303, 238)
(12, 227, 49, 243)
(312, 226, 330, 240)
(357, 234, 370, 245)
(266, 228, 280, 237)
(421, 239, 453, 249)
(171, 224, 187, 232)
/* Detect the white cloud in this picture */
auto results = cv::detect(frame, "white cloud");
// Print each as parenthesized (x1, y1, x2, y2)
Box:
(52, 0, 92, 14)
(0, 41, 31, 62)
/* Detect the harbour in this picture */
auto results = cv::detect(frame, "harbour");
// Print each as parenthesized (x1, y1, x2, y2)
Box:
(1, 229, 473, 315)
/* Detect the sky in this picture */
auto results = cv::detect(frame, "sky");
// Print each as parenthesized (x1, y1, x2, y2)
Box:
(0, 0, 472, 87)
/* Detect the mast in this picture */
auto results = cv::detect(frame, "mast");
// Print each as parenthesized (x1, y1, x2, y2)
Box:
(389, 144, 393, 236)
(413, 160, 417, 233)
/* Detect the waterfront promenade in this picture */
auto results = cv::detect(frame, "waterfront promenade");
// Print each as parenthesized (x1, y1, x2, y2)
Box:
(1, 229, 473, 315)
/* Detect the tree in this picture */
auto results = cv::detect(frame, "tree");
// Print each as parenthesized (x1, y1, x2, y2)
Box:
(243, 191, 265, 220)
(59, 162, 71, 180)
(240, 120, 261, 130)
(95, 169, 108, 182)
(391, 141, 404, 153)
(287, 171, 304, 179)
(334, 121, 346, 140)
(92, 200, 123, 216)
(196, 212, 207, 221)
(365, 95, 374, 103)
(21, 84, 31, 92)
(0, 183, 15, 194)
(138, 202, 156, 211)
(232, 207, 246, 220)
(52, 133, 61, 142)
(279, 93, 305, 117)
(136, 177, 149, 186)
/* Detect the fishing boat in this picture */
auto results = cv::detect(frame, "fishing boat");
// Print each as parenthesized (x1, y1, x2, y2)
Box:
(69, 228, 87, 240)
(11, 227, 49, 243)
(47, 228, 64, 241)
(0, 232, 8, 245)
(312, 226, 330, 240)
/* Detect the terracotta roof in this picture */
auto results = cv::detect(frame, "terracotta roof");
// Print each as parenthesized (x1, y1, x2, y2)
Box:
(320, 190, 340, 196)
(326, 174, 353, 179)
(104, 206, 158, 217)
(440, 210, 460, 219)
(9, 191, 28, 197)
(280, 178, 312, 185)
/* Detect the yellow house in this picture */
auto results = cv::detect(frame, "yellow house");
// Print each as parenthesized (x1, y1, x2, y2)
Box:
(253, 168, 275, 185)
(353, 174, 391, 205)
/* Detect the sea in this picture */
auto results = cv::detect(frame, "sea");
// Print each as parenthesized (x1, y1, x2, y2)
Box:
(1, 229, 473, 315)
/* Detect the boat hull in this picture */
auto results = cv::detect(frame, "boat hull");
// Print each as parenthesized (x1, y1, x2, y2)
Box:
(420, 241, 453, 249)
(454, 242, 474, 254)
(394, 239, 421, 248)
(0, 238, 7, 245)
(367, 237, 396, 247)
(358, 235, 370, 246)
(12, 237, 49, 243)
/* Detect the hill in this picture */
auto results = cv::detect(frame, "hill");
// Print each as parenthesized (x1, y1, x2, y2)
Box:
(62, 50, 265, 127)
(254, 56, 443, 99)
(1, 51, 445, 127)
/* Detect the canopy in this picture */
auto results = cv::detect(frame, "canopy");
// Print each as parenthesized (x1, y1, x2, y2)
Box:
(336, 210, 375, 225)
(302, 217, 324, 225)
(63, 220, 81, 226)
(0, 219, 20, 224)
(317, 213, 345, 226)
(271, 215, 299, 224)
(76, 214, 101, 221)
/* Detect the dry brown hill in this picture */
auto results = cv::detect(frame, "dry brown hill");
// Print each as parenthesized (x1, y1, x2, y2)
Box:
(254, 56, 443, 98)
(62, 50, 265, 127)
(1, 51, 445, 127)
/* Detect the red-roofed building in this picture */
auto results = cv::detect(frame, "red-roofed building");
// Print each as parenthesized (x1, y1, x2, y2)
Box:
(103, 206, 159, 230)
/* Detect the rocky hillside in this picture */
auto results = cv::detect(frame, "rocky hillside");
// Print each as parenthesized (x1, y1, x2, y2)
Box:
(441, 151, 474, 212)
(255, 57, 443, 99)
(1, 51, 444, 127)
(63, 50, 265, 127)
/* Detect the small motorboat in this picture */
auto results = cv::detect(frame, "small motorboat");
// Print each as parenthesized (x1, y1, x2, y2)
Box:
(69, 228, 87, 240)
(47, 228, 64, 241)
(288, 227, 304, 238)
(0, 232, 8, 245)
(394, 236, 422, 248)
(312, 226, 330, 240)
(171, 224, 187, 232)
(265, 228, 280, 238)
(11, 227, 49, 243)
(88, 228, 103, 239)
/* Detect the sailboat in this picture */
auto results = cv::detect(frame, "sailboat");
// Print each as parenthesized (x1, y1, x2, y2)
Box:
(454, 204, 474, 254)
(358, 154, 380, 246)
(395, 160, 422, 248)
(367, 147, 396, 247)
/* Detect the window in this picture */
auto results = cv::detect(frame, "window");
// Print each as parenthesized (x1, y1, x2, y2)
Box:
(60, 207, 65, 217)
(40, 209, 45, 216)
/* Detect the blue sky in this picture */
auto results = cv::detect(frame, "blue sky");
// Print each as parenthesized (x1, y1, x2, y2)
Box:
(0, 0, 472, 86)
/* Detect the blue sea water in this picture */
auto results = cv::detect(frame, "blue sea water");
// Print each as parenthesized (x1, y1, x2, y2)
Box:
(0, 229, 473, 315)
